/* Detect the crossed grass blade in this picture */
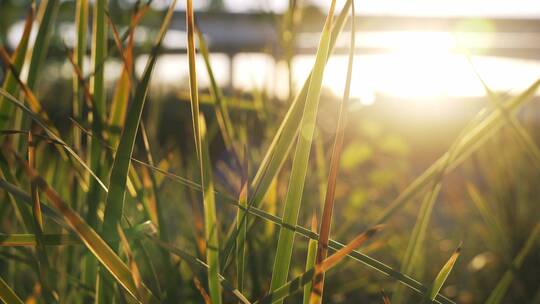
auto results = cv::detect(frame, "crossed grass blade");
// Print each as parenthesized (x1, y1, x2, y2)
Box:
(258, 226, 381, 304)
(220, 0, 353, 270)
(270, 0, 337, 296)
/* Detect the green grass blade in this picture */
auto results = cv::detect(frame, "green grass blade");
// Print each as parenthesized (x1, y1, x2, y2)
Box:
(186, 0, 202, 164)
(428, 245, 461, 302)
(26, 0, 59, 90)
(200, 117, 222, 304)
(303, 215, 318, 304)
(196, 26, 236, 154)
(249, 0, 351, 209)
(0, 276, 24, 304)
(85, 0, 108, 233)
(485, 223, 540, 304)
(236, 151, 248, 292)
(0, 5, 33, 131)
(270, 1, 337, 296)
(90, 0, 107, 120)
(0, 233, 80, 246)
(72, 0, 88, 151)
(186, 1, 222, 302)
(101, 0, 176, 249)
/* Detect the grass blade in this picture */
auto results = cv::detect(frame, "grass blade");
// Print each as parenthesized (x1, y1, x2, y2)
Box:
(186, 0, 202, 163)
(26, 0, 59, 90)
(270, 0, 337, 296)
(72, 0, 88, 151)
(200, 117, 222, 304)
(303, 214, 318, 304)
(311, 2, 355, 302)
(196, 26, 236, 155)
(428, 245, 461, 302)
(186, 1, 222, 302)
(0, 5, 33, 130)
(236, 150, 248, 292)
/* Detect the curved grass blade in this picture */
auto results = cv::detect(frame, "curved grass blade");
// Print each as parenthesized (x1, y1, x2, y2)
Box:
(0, 276, 24, 304)
(427, 245, 461, 302)
(311, 2, 355, 302)
(270, 0, 337, 296)
(0, 88, 107, 191)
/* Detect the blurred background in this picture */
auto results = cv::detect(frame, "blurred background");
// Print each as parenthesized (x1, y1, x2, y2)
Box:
(1, 0, 540, 303)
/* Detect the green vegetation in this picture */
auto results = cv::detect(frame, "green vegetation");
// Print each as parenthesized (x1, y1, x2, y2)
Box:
(0, 0, 539, 303)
